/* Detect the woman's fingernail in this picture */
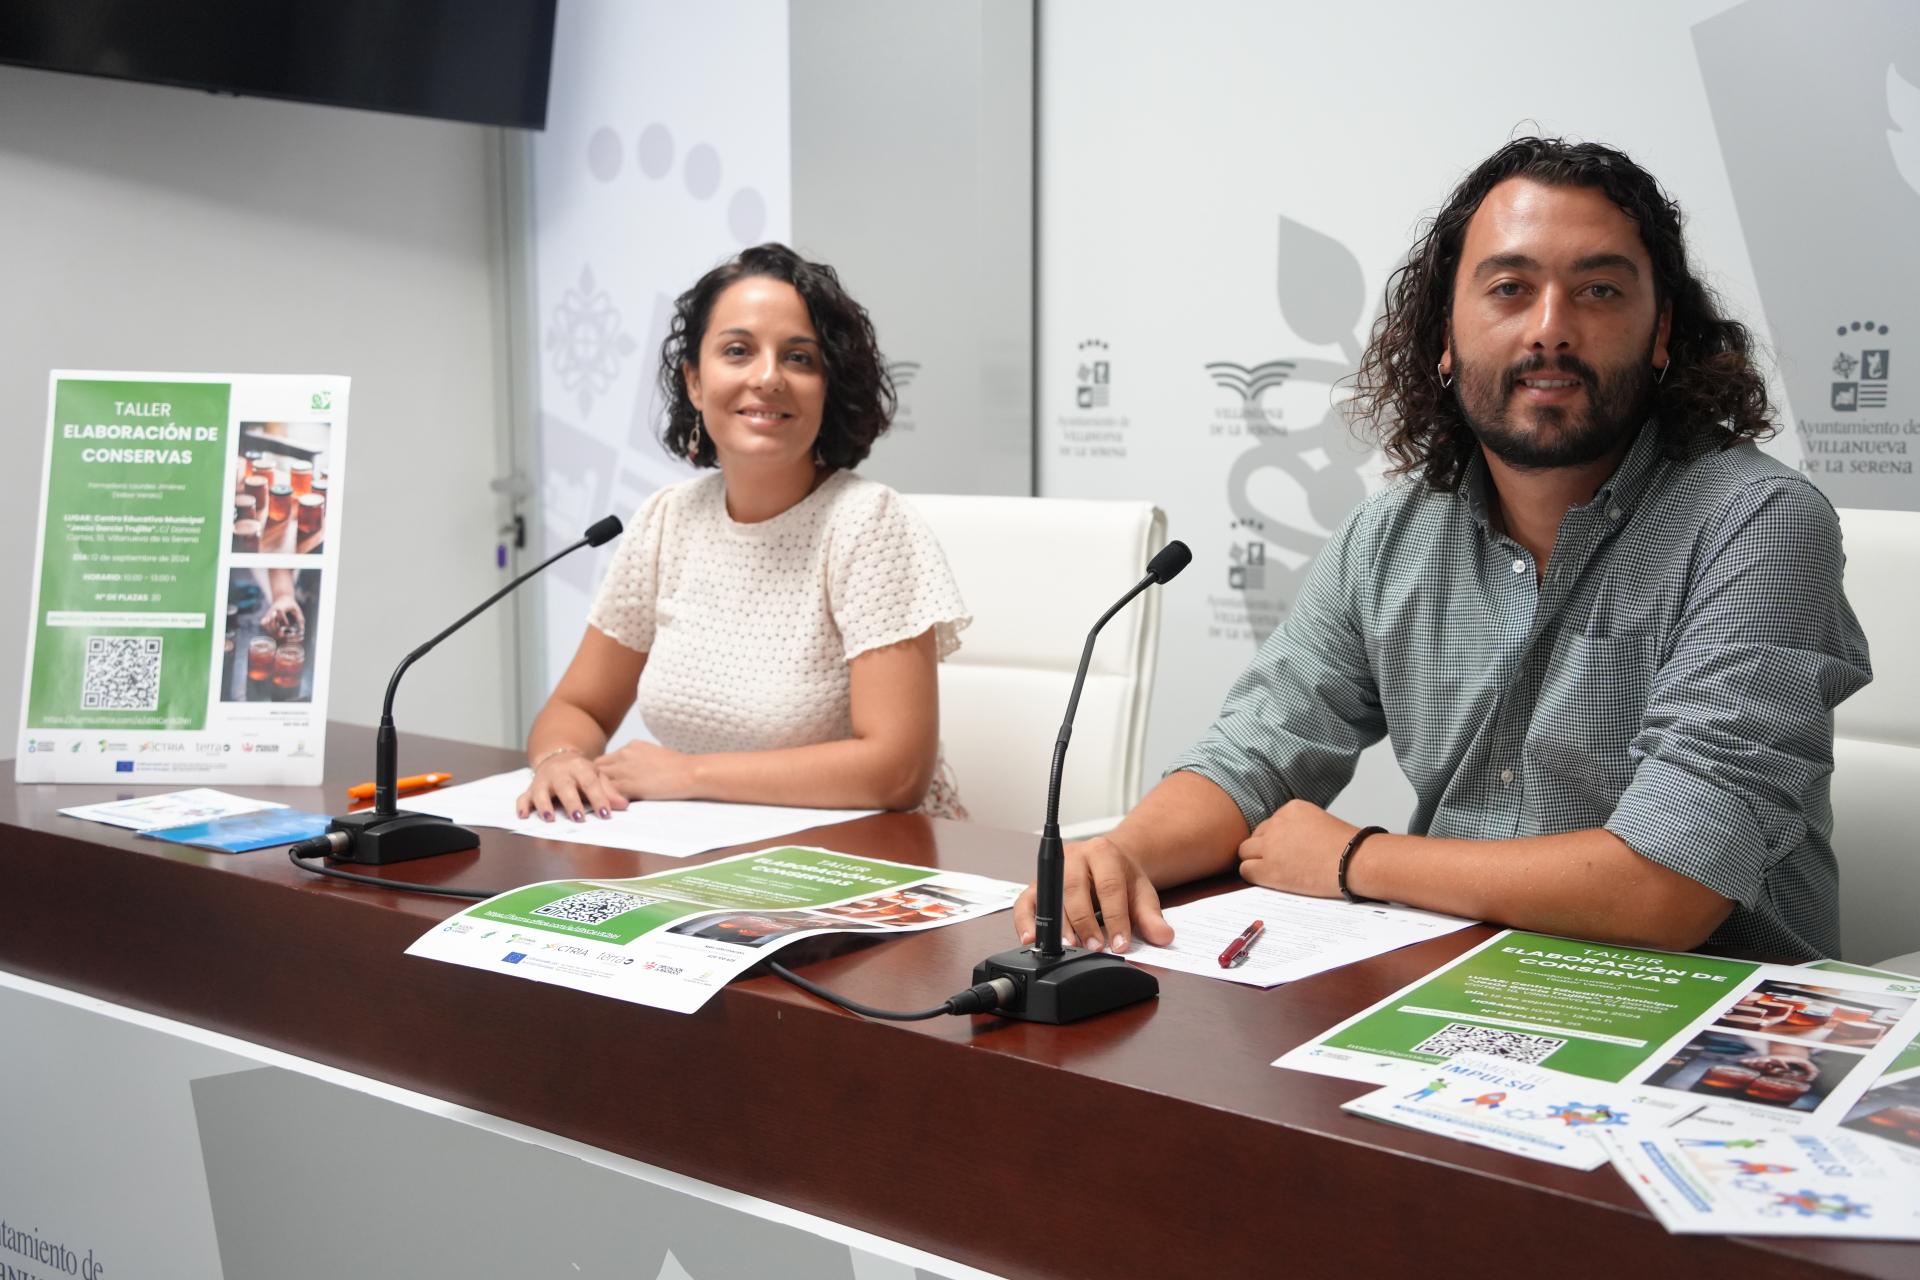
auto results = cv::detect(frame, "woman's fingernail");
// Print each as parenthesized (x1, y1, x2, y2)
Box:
(572, 810, 584, 823)
(541, 811, 554, 823)
(599, 807, 611, 820)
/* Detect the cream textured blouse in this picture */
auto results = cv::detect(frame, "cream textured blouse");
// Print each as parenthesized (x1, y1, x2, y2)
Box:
(587, 470, 970, 816)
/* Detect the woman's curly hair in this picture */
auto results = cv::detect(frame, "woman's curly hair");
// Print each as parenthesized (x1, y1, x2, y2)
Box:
(1346, 137, 1775, 491)
(659, 243, 895, 471)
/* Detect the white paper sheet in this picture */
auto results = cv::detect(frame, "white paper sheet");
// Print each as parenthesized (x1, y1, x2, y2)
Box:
(1119, 885, 1475, 987)
(59, 788, 284, 832)
(392, 769, 881, 858)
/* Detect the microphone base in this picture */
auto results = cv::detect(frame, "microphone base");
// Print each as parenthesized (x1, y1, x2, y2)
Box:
(325, 809, 479, 865)
(972, 944, 1159, 1024)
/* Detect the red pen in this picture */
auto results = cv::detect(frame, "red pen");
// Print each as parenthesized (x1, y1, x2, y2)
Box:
(1218, 919, 1265, 968)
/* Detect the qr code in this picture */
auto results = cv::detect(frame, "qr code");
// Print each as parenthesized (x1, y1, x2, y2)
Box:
(1410, 1022, 1567, 1066)
(81, 635, 162, 711)
(531, 889, 660, 926)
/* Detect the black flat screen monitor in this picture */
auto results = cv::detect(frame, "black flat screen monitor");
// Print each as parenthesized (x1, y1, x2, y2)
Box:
(0, 0, 557, 130)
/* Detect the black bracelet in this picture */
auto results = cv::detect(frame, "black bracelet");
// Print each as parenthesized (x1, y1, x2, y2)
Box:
(1337, 825, 1387, 904)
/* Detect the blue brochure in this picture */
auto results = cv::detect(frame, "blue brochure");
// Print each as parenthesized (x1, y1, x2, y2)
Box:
(138, 808, 332, 853)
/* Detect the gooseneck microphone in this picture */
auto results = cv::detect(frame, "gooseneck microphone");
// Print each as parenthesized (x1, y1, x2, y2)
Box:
(972, 538, 1191, 1022)
(322, 515, 624, 865)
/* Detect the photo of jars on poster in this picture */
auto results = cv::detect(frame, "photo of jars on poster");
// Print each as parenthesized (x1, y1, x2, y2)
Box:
(15, 371, 349, 785)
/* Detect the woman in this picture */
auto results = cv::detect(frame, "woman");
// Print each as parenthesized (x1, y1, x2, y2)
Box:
(517, 244, 968, 822)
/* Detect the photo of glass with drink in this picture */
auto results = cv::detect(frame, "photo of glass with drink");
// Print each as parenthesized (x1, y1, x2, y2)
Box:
(1646, 1030, 1864, 1111)
(220, 566, 324, 703)
(1713, 980, 1913, 1047)
(233, 420, 334, 555)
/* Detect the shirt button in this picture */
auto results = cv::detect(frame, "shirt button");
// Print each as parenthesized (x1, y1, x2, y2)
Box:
(1510, 559, 1526, 574)
(1500, 768, 1515, 784)
(1608, 507, 1623, 520)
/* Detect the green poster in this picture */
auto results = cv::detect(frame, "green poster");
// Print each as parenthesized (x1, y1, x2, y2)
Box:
(1299, 931, 1758, 1082)
(26, 379, 231, 732)
(473, 846, 936, 943)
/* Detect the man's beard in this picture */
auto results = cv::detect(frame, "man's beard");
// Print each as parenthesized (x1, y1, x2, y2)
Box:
(1450, 337, 1657, 471)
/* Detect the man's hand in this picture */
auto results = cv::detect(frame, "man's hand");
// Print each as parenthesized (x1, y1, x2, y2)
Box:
(1011, 835, 1174, 954)
(1235, 798, 1359, 898)
(595, 741, 694, 801)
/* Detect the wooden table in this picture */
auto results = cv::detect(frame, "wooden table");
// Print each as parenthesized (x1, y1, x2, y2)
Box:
(3, 725, 1912, 1279)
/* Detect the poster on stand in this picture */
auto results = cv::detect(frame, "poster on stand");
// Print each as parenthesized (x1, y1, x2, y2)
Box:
(15, 371, 348, 785)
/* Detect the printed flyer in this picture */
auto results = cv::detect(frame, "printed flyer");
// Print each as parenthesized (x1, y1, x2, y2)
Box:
(15, 371, 348, 785)
(1802, 961, 1920, 1165)
(1596, 1128, 1920, 1239)
(1276, 930, 1920, 1129)
(1341, 1053, 1698, 1171)
(406, 846, 1022, 1014)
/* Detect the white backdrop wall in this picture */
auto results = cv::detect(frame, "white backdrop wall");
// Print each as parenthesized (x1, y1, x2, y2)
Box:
(1038, 0, 1918, 823)
(525, 0, 792, 741)
(0, 66, 520, 752)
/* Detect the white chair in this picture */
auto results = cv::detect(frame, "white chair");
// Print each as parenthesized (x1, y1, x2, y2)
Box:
(904, 495, 1166, 835)
(1832, 507, 1920, 973)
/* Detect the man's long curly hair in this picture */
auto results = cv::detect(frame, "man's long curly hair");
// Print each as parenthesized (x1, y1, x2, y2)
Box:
(1346, 137, 1775, 491)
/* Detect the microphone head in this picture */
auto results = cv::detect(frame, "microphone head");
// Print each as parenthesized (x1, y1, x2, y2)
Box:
(584, 515, 624, 547)
(1146, 540, 1192, 584)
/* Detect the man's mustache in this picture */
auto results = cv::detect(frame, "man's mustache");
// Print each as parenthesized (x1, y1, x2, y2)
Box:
(1501, 354, 1599, 394)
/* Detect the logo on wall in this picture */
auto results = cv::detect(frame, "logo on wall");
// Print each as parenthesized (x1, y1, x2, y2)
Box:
(1694, 1, 1918, 508)
(1053, 339, 1129, 461)
(1225, 516, 1267, 591)
(1076, 339, 1111, 408)
(1829, 320, 1891, 411)
(1802, 316, 1910, 480)
(887, 360, 921, 433)
(1205, 361, 1296, 436)
(1196, 217, 1376, 648)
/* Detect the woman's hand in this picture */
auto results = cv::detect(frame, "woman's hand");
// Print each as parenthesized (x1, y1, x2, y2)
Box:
(595, 741, 695, 801)
(516, 748, 628, 822)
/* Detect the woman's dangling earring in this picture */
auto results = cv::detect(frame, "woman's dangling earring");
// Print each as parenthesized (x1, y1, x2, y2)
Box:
(689, 422, 703, 461)
(813, 442, 826, 468)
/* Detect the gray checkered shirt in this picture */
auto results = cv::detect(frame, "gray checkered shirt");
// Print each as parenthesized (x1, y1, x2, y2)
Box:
(1170, 423, 1872, 961)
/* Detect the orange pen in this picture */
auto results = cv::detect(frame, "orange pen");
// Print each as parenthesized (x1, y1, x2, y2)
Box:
(346, 772, 452, 802)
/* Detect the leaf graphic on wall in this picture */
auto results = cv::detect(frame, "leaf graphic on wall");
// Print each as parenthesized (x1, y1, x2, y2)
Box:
(1277, 217, 1367, 361)
(1889, 63, 1920, 200)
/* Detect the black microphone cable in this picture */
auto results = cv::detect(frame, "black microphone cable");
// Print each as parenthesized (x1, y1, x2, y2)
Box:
(287, 833, 1018, 1017)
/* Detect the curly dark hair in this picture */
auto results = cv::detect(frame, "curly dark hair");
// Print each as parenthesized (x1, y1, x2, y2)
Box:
(658, 243, 895, 471)
(1347, 136, 1775, 491)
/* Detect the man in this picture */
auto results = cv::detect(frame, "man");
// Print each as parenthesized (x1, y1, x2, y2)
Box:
(1013, 137, 1870, 963)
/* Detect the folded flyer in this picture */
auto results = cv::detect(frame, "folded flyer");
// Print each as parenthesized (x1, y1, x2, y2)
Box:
(406, 845, 1021, 1014)
(1597, 1127, 1920, 1239)
(1342, 1053, 1698, 1170)
(59, 787, 282, 831)
(1277, 930, 1920, 1131)
(138, 807, 330, 852)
